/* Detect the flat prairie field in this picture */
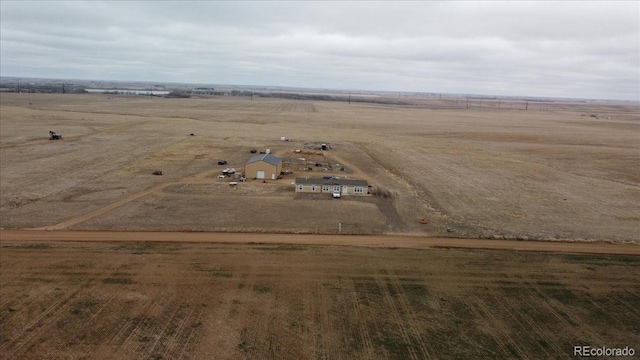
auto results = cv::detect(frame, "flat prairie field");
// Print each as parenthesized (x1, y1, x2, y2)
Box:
(0, 239, 639, 359)
(1, 93, 639, 241)
(1, 93, 639, 359)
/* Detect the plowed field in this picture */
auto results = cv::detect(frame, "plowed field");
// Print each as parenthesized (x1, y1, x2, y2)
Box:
(1, 233, 638, 359)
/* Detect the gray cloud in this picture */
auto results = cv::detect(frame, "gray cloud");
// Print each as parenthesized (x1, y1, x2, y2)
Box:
(1, 1, 638, 100)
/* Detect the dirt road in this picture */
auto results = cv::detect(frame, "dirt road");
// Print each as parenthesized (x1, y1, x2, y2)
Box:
(1, 230, 638, 255)
(33, 166, 226, 231)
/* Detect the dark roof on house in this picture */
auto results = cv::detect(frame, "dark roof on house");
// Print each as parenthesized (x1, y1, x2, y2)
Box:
(246, 154, 282, 166)
(295, 177, 368, 187)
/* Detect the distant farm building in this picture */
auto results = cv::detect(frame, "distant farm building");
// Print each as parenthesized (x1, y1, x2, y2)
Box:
(245, 154, 282, 180)
(295, 177, 369, 196)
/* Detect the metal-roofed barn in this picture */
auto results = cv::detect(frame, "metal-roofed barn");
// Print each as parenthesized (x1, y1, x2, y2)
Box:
(245, 154, 282, 180)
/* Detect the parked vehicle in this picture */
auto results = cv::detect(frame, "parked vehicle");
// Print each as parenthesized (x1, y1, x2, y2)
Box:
(49, 130, 62, 140)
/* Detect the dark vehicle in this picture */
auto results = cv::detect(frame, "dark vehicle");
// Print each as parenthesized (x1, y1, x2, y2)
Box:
(218, 160, 227, 165)
(49, 130, 62, 140)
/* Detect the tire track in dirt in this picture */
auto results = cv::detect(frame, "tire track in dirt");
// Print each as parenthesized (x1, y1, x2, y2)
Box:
(0, 138, 52, 149)
(348, 285, 375, 359)
(303, 281, 319, 359)
(4, 259, 124, 357)
(171, 286, 207, 359)
(616, 288, 640, 320)
(148, 299, 183, 356)
(499, 290, 562, 356)
(327, 150, 409, 232)
(464, 296, 515, 356)
(35, 181, 176, 230)
(83, 293, 117, 326)
(493, 287, 581, 357)
(162, 299, 194, 357)
(525, 284, 600, 343)
(386, 276, 433, 358)
(111, 296, 165, 359)
(1, 121, 167, 215)
(317, 281, 337, 360)
(0, 118, 150, 150)
(468, 294, 528, 358)
(32, 166, 223, 231)
(325, 150, 373, 186)
(528, 286, 620, 343)
(5, 288, 79, 352)
(522, 286, 599, 346)
(101, 263, 170, 356)
(203, 269, 249, 358)
(0, 269, 36, 309)
(357, 279, 386, 357)
(374, 274, 420, 360)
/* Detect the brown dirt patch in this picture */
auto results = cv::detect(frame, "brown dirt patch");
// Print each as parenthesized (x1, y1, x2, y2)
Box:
(1, 233, 638, 359)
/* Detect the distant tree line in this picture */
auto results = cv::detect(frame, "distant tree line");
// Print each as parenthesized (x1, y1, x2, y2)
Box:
(253, 92, 412, 105)
(166, 90, 191, 98)
(1, 82, 87, 94)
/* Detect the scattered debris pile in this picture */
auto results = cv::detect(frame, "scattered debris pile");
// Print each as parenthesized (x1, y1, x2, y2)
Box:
(303, 142, 332, 151)
(292, 149, 324, 155)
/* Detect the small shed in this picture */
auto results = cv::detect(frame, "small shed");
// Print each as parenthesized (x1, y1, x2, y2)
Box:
(245, 154, 282, 180)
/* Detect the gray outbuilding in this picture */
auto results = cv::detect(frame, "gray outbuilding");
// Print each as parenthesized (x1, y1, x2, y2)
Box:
(245, 154, 282, 180)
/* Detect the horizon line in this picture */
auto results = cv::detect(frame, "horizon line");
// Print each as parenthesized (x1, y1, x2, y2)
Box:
(1, 75, 638, 104)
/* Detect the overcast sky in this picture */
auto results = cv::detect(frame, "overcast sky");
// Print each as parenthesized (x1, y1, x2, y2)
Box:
(1, 1, 638, 100)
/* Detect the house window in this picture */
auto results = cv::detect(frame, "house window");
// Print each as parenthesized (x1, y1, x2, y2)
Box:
(322, 185, 330, 192)
(333, 185, 341, 193)
(297, 184, 304, 191)
(354, 186, 363, 194)
(311, 185, 316, 191)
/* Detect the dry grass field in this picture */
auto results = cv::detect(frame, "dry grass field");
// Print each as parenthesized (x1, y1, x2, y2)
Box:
(0, 239, 638, 359)
(1, 93, 638, 241)
(1, 93, 639, 359)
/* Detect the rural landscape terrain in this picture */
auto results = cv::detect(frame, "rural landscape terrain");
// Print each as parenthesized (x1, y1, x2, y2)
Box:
(1, 90, 639, 358)
(0, 92, 638, 241)
(1, 234, 639, 359)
